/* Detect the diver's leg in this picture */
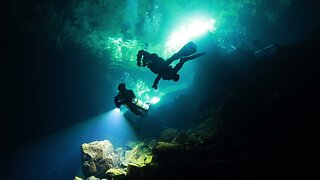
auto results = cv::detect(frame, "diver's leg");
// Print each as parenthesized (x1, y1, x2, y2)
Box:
(173, 52, 206, 73)
(180, 52, 206, 63)
(165, 43, 199, 65)
(165, 53, 180, 65)
(172, 61, 185, 74)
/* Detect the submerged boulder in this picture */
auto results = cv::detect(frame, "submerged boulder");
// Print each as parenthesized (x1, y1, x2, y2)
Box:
(81, 140, 118, 178)
(86, 176, 102, 180)
(106, 168, 126, 180)
(122, 142, 153, 167)
(74, 176, 83, 180)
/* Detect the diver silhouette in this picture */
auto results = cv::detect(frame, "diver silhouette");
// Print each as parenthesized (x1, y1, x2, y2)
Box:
(114, 83, 150, 116)
(137, 41, 206, 90)
(114, 83, 135, 108)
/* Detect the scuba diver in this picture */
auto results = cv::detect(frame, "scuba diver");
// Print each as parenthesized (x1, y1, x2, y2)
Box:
(114, 83, 150, 116)
(137, 41, 206, 90)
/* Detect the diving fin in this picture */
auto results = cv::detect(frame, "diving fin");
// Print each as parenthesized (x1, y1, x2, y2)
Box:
(176, 41, 197, 57)
(181, 52, 206, 62)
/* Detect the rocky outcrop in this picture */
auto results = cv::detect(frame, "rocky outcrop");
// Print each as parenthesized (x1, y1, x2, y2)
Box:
(77, 120, 226, 180)
(81, 140, 117, 178)
(79, 140, 155, 179)
(106, 168, 126, 179)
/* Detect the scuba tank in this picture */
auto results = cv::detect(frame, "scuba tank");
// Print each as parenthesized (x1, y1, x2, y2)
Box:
(132, 98, 149, 111)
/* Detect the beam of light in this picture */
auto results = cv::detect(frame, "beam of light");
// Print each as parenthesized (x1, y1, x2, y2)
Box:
(165, 17, 216, 56)
(89, 109, 138, 144)
(114, 107, 121, 113)
(150, 97, 160, 104)
(109, 108, 123, 120)
(10, 109, 138, 179)
(114, 107, 127, 116)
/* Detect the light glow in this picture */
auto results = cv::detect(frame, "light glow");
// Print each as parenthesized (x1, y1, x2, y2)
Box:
(150, 97, 160, 104)
(165, 18, 216, 56)
(111, 108, 123, 117)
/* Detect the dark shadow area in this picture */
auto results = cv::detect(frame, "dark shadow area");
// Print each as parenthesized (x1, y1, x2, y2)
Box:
(2, 22, 114, 155)
(170, 26, 320, 180)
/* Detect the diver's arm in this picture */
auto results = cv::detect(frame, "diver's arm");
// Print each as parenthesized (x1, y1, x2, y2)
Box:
(137, 50, 150, 67)
(152, 75, 161, 90)
(127, 90, 136, 100)
(137, 50, 142, 66)
(114, 94, 121, 108)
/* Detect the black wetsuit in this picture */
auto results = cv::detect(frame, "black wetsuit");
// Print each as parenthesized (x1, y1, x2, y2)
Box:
(114, 89, 136, 108)
(137, 41, 206, 89)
